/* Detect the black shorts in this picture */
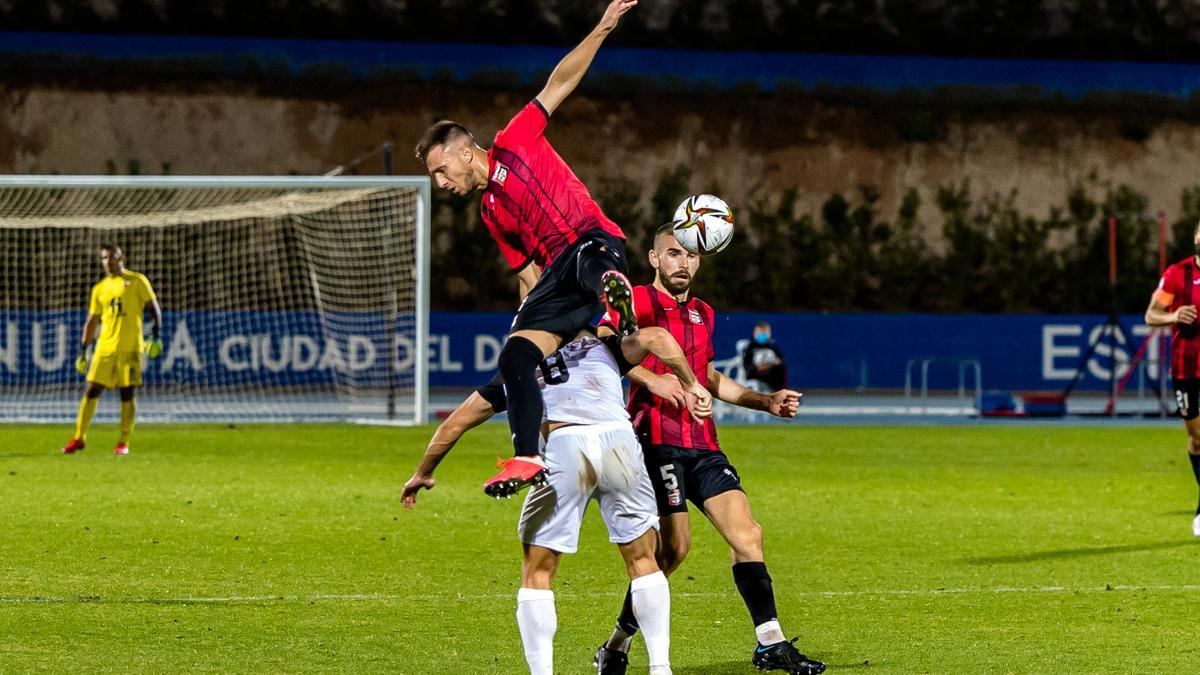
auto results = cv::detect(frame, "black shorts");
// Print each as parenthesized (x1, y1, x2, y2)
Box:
(510, 229, 627, 339)
(1175, 378, 1200, 420)
(643, 443, 744, 515)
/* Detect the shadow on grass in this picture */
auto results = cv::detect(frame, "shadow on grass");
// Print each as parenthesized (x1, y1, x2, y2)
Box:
(965, 539, 1196, 565)
(676, 657, 870, 674)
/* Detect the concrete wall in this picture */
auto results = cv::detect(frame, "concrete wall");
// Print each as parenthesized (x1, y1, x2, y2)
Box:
(4, 81, 1198, 232)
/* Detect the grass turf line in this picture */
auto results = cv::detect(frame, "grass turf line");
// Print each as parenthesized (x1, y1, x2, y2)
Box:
(0, 423, 1197, 672)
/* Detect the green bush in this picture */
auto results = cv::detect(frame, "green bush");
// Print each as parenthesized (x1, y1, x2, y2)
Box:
(429, 168, 1192, 314)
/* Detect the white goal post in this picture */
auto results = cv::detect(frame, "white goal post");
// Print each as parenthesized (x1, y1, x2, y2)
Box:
(0, 175, 431, 425)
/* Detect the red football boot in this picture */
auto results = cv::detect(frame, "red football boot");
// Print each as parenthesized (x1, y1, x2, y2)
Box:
(113, 443, 129, 456)
(61, 438, 85, 454)
(483, 456, 547, 498)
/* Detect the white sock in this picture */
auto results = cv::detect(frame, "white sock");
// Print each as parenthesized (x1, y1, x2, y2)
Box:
(755, 619, 786, 646)
(630, 571, 671, 670)
(516, 588, 556, 674)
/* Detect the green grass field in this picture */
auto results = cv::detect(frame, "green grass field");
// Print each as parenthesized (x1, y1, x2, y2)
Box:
(2, 422, 1198, 673)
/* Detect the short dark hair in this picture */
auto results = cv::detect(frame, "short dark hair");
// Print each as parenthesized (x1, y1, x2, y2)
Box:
(99, 242, 121, 255)
(414, 120, 474, 162)
(754, 321, 771, 331)
(654, 222, 675, 239)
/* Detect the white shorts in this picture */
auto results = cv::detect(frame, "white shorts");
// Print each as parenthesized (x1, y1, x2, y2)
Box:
(518, 421, 659, 554)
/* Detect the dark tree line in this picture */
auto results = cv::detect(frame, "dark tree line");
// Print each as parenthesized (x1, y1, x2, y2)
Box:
(430, 168, 1200, 313)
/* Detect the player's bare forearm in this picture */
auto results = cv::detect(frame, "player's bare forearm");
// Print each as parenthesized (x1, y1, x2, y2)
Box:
(536, 0, 636, 114)
(517, 263, 541, 302)
(1146, 299, 1190, 326)
(708, 366, 768, 410)
(631, 328, 698, 388)
(415, 392, 496, 475)
(623, 364, 654, 387)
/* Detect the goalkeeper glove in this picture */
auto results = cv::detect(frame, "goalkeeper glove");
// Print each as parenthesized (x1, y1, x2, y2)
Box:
(145, 325, 163, 359)
(75, 344, 88, 375)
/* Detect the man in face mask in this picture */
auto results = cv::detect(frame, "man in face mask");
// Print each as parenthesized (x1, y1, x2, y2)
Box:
(742, 321, 787, 391)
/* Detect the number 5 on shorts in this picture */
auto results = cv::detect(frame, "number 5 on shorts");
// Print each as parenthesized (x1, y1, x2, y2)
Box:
(660, 464, 683, 508)
(660, 465, 678, 490)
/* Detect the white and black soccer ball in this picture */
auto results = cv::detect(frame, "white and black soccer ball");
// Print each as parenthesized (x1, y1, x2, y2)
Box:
(671, 194, 734, 255)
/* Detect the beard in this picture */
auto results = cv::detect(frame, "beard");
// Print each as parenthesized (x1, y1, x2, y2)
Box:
(1195, 243, 1200, 258)
(658, 269, 692, 295)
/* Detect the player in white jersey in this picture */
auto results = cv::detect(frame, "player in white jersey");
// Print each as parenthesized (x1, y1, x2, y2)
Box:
(403, 327, 712, 675)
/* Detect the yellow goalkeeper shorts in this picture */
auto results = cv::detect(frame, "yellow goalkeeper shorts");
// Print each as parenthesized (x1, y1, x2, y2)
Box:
(87, 351, 143, 389)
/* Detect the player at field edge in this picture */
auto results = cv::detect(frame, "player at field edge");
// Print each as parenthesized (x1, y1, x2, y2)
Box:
(592, 223, 824, 675)
(403, 327, 713, 675)
(414, 0, 640, 500)
(61, 243, 163, 456)
(1145, 219, 1200, 536)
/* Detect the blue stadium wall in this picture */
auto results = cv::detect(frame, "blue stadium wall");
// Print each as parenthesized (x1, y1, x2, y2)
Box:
(6, 31, 1200, 98)
(0, 311, 1167, 392)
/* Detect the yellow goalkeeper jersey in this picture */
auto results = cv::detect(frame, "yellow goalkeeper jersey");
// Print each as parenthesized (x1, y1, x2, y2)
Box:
(89, 270, 157, 357)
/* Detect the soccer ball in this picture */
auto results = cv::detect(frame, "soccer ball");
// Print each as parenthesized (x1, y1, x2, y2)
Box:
(671, 194, 734, 255)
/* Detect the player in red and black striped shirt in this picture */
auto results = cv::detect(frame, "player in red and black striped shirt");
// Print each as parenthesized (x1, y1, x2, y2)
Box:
(414, 0, 640, 497)
(1146, 220, 1200, 536)
(595, 223, 824, 675)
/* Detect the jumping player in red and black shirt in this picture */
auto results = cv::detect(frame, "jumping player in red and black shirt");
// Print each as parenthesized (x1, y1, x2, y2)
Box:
(594, 223, 825, 675)
(414, 0, 639, 498)
(1146, 220, 1200, 537)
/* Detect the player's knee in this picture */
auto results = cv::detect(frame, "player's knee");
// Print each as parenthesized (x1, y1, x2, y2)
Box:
(119, 387, 135, 402)
(658, 535, 690, 573)
(85, 384, 104, 399)
(520, 552, 559, 589)
(1188, 433, 1200, 455)
(498, 336, 544, 379)
(729, 520, 764, 560)
(623, 551, 660, 580)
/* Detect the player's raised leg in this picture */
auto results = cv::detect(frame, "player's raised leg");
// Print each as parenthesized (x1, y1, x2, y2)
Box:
(484, 328, 562, 497)
(702, 490, 824, 674)
(575, 237, 637, 336)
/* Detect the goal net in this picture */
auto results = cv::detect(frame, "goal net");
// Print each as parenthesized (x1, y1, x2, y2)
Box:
(0, 176, 429, 424)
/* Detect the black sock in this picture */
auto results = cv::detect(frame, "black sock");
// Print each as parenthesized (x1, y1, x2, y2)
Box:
(732, 561, 779, 629)
(1190, 453, 1200, 514)
(577, 245, 618, 297)
(615, 583, 639, 636)
(498, 336, 545, 457)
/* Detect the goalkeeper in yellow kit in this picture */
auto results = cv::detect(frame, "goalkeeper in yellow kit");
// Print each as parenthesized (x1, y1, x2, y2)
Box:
(61, 243, 162, 455)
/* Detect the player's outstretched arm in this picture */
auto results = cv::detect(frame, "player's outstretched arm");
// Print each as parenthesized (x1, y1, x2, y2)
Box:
(402, 391, 497, 509)
(535, 0, 637, 115)
(708, 364, 802, 418)
(622, 327, 712, 418)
